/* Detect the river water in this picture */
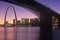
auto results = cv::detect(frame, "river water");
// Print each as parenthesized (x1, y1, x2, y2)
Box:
(0, 26, 40, 40)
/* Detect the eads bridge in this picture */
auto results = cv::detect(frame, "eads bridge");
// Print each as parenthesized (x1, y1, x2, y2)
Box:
(0, 0, 60, 40)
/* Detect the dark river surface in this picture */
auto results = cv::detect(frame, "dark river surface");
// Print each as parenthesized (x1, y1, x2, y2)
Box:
(0, 26, 59, 40)
(0, 26, 40, 40)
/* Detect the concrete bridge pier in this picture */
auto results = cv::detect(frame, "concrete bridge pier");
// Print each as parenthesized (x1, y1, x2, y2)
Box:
(40, 14, 52, 40)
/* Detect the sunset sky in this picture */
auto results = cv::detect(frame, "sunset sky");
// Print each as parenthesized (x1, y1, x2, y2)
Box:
(0, 0, 60, 24)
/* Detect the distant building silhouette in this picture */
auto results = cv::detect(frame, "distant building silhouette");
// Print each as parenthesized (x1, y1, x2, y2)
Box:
(30, 18, 40, 26)
(13, 19, 16, 25)
(30, 19, 34, 24)
(5, 21, 8, 25)
(17, 20, 21, 25)
(21, 18, 29, 25)
(52, 16, 59, 29)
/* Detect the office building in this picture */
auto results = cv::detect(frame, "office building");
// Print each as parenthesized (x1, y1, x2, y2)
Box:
(21, 18, 29, 25)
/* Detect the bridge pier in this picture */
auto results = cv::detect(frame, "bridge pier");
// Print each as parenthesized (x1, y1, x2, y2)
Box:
(40, 14, 52, 40)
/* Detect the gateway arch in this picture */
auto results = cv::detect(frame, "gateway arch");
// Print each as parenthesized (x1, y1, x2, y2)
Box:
(4, 5, 17, 26)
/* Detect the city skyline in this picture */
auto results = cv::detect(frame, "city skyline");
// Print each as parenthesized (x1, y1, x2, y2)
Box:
(0, 18, 39, 25)
(0, 18, 40, 27)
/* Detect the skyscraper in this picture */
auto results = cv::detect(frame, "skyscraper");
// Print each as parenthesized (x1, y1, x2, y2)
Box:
(13, 19, 16, 25)
(30, 18, 40, 26)
(17, 20, 21, 25)
(21, 18, 29, 25)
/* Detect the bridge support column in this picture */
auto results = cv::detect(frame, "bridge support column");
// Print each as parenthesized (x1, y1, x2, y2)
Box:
(40, 15, 52, 40)
(58, 19, 60, 28)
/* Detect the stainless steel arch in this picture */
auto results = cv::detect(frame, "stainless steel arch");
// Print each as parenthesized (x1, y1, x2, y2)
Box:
(4, 5, 17, 26)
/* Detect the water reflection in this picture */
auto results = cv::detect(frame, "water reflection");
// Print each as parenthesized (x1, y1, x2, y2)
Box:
(0, 27, 40, 40)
